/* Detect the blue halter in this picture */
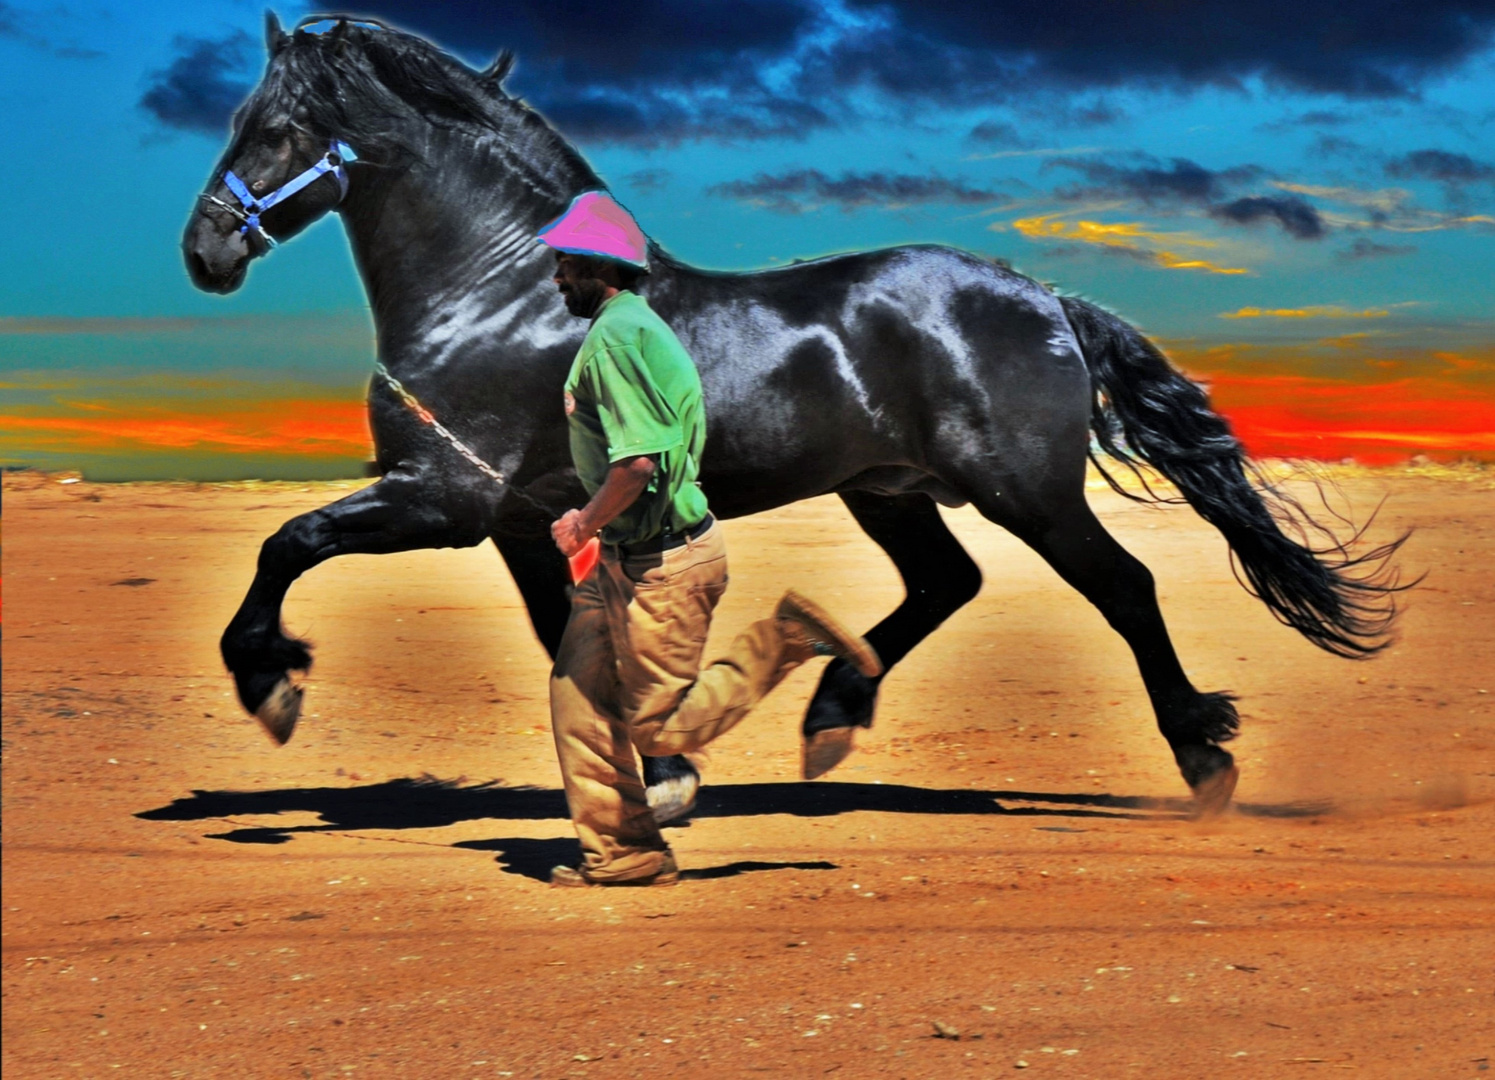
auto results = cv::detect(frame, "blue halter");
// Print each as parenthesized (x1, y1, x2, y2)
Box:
(213, 140, 357, 249)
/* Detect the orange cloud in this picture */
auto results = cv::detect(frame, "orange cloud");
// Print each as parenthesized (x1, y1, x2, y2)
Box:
(1221, 305, 1390, 320)
(1008, 215, 1250, 274)
(0, 398, 370, 458)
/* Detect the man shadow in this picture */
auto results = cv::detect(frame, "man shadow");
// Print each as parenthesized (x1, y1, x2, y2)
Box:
(136, 777, 1328, 881)
(452, 835, 839, 883)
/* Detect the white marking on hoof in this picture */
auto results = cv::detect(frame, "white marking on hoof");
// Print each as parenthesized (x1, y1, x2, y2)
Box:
(255, 678, 304, 746)
(647, 775, 699, 825)
(803, 726, 858, 780)
(1190, 764, 1240, 819)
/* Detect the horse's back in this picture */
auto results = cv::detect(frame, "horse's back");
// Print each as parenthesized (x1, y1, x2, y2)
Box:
(647, 246, 1091, 513)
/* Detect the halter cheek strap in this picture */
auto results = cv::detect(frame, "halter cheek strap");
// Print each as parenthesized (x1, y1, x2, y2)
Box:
(215, 140, 357, 249)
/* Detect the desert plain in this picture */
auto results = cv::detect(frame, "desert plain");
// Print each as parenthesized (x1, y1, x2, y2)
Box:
(2, 464, 1492, 1078)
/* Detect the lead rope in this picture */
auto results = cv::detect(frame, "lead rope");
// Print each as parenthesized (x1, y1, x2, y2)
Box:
(373, 360, 558, 515)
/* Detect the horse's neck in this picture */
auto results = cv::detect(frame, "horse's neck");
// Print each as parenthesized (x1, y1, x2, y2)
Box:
(340, 123, 588, 363)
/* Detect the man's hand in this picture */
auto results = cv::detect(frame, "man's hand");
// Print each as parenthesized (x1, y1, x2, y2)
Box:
(551, 455, 658, 557)
(551, 508, 591, 558)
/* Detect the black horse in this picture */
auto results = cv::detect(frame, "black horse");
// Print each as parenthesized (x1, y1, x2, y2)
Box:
(184, 15, 1406, 817)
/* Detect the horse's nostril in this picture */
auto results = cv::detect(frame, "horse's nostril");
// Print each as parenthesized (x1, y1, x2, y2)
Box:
(189, 249, 221, 285)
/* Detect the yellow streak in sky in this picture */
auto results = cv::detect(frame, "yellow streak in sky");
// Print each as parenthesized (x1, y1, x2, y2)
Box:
(1008, 216, 1250, 274)
(1221, 305, 1391, 320)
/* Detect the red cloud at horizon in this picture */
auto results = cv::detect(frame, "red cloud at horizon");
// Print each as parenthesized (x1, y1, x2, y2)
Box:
(2, 368, 1492, 473)
(1196, 372, 1495, 463)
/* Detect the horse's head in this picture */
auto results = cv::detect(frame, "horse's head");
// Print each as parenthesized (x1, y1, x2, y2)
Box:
(183, 14, 359, 294)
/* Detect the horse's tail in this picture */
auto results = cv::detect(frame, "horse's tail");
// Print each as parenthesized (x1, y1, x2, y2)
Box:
(1059, 294, 1412, 658)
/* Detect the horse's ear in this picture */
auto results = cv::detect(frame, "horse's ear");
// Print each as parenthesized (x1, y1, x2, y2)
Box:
(265, 10, 288, 56)
(480, 50, 515, 93)
(326, 17, 352, 54)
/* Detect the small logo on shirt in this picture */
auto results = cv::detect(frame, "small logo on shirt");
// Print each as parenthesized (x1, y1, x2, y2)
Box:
(563, 392, 576, 416)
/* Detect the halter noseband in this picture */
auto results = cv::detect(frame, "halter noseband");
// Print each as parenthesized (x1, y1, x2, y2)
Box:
(202, 140, 357, 249)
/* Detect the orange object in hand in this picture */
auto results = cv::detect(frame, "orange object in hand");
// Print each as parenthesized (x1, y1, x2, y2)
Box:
(568, 535, 601, 584)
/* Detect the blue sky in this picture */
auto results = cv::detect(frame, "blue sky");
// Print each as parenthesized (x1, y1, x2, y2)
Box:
(2, 1, 1493, 476)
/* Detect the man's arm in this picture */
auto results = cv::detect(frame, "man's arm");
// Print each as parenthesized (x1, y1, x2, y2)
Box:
(551, 454, 657, 557)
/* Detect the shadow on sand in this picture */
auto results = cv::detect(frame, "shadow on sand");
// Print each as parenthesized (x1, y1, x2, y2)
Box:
(447, 834, 841, 883)
(136, 777, 1331, 880)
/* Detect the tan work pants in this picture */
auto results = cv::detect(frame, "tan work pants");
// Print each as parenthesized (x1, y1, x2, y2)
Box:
(549, 521, 800, 881)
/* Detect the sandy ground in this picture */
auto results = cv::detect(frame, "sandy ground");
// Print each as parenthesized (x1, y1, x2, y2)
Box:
(3, 466, 1492, 1079)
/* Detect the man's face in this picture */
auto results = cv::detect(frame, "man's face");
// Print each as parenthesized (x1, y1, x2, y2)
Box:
(552, 253, 608, 319)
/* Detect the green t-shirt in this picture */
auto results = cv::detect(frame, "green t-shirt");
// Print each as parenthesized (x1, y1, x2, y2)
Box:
(564, 291, 709, 546)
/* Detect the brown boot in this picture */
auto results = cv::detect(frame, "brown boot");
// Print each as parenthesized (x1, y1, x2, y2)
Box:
(550, 851, 680, 888)
(775, 589, 883, 678)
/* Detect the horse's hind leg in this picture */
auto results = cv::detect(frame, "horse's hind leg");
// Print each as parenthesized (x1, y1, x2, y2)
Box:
(491, 532, 699, 822)
(976, 487, 1239, 814)
(801, 491, 983, 776)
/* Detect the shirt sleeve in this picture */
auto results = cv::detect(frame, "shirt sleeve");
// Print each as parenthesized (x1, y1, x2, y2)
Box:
(587, 340, 684, 463)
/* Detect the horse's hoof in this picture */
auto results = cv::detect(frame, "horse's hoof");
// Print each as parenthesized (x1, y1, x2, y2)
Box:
(1190, 763, 1240, 819)
(647, 773, 699, 825)
(803, 726, 858, 780)
(255, 678, 303, 745)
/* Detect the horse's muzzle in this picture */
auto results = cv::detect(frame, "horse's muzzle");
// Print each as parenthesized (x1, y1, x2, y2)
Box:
(183, 213, 252, 294)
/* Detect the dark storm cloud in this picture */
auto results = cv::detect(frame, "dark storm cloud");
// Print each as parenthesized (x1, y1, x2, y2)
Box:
(534, 90, 831, 146)
(967, 120, 1029, 148)
(1293, 110, 1353, 126)
(1337, 238, 1417, 260)
(1046, 154, 1329, 239)
(1210, 195, 1327, 239)
(0, 0, 103, 58)
(1037, 99, 1127, 128)
(623, 168, 673, 193)
(1385, 148, 1495, 183)
(139, 31, 254, 135)
(344, 0, 814, 81)
(1050, 156, 1262, 205)
(332, 0, 831, 144)
(1309, 135, 1365, 158)
(852, 0, 1495, 99)
(1257, 109, 1355, 133)
(708, 169, 1010, 213)
(295, 0, 1495, 143)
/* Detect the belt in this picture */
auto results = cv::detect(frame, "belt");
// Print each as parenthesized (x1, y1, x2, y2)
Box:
(611, 513, 714, 558)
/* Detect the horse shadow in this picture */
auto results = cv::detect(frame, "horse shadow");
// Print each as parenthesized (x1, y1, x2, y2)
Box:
(135, 778, 1328, 882)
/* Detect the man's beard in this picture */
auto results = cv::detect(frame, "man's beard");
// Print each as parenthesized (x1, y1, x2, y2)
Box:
(562, 278, 608, 319)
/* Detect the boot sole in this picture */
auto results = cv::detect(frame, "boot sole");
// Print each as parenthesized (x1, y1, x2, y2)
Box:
(777, 590, 883, 678)
(550, 865, 680, 888)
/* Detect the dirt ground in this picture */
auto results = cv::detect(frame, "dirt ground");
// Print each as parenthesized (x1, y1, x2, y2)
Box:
(3, 465, 1492, 1079)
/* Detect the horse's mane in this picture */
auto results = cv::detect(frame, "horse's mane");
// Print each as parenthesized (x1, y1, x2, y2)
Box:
(238, 15, 599, 197)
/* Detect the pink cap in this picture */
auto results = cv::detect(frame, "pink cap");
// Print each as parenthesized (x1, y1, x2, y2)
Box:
(536, 191, 649, 269)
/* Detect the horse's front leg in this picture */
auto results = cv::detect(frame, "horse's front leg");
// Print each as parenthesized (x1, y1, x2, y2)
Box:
(223, 468, 494, 743)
